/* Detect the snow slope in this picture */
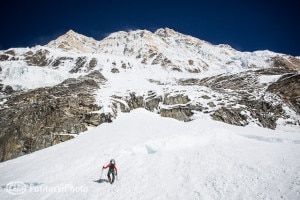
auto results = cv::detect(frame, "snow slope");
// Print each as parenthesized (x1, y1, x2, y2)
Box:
(0, 109, 299, 200)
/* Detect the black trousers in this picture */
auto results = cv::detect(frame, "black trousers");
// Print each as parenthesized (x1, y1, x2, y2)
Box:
(107, 170, 115, 182)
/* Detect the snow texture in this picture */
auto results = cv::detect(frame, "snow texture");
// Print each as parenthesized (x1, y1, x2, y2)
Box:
(0, 109, 299, 200)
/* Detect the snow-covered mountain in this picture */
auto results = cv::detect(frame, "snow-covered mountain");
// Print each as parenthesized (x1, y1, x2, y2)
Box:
(0, 27, 300, 199)
(0, 27, 299, 160)
(1, 28, 299, 90)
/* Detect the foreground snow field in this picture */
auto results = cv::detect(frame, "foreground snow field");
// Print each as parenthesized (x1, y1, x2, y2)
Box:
(0, 109, 299, 200)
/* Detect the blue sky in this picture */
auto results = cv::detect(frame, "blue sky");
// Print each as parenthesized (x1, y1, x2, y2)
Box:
(1, 0, 299, 56)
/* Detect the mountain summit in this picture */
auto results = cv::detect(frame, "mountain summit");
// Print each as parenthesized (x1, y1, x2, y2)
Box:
(46, 29, 99, 53)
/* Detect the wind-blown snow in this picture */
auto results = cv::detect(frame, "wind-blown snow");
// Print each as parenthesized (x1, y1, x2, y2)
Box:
(0, 109, 299, 199)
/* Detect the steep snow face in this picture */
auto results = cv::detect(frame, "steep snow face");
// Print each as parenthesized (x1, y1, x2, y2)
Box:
(45, 28, 279, 74)
(0, 62, 76, 90)
(0, 109, 299, 200)
(0, 28, 282, 91)
(0, 46, 81, 90)
(96, 28, 277, 73)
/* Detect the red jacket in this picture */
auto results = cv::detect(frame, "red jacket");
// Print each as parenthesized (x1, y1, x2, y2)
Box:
(103, 163, 118, 174)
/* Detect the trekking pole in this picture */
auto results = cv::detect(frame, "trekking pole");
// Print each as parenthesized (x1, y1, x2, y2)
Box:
(99, 168, 103, 180)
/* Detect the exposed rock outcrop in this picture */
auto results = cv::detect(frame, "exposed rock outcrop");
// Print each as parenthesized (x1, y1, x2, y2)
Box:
(271, 55, 300, 71)
(3, 85, 14, 94)
(51, 57, 74, 67)
(69, 57, 87, 73)
(239, 99, 284, 129)
(177, 68, 299, 128)
(211, 107, 248, 126)
(109, 92, 193, 121)
(160, 106, 193, 122)
(145, 91, 162, 111)
(267, 73, 300, 114)
(25, 49, 51, 66)
(160, 94, 192, 121)
(0, 54, 9, 61)
(0, 71, 108, 162)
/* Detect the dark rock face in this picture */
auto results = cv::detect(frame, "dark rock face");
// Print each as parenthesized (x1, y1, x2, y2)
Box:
(236, 99, 284, 129)
(0, 54, 9, 61)
(110, 92, 193, 121)
(111, 68, 119, 73)
(160, 94, 192, 121)
(0, 83, 14, 95)
(160, 106, 193, 122)
(145, 91, 162, 111)
(25, 49, 51, 66)
(88, 58, 98, 70)
(127, 93, 145, 109)
(271, 56, 300, 71)
(177, 68, 299, 129)
(84, 70, 107, 83)
(51, 57, 74, 67)
(267, 73, 300, 114)
(111, 92, 145, 113)
(3, 85, 14, 94)
(211, 107, 248, 126)
(151, 53, 174, 69)
(0, 71, 109, 162)
(69, 57, 87, 73)
(51, 56, 98, 72)
(5, 50, 16, 56)
(84, 112, 113, 126)
(198, 68, 294, 91)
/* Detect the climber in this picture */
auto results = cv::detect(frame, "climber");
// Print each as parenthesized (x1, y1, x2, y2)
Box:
(103, 159, 118, 184)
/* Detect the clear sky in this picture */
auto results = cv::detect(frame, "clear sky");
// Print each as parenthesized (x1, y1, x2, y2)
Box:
(1, 0, 299, 56)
